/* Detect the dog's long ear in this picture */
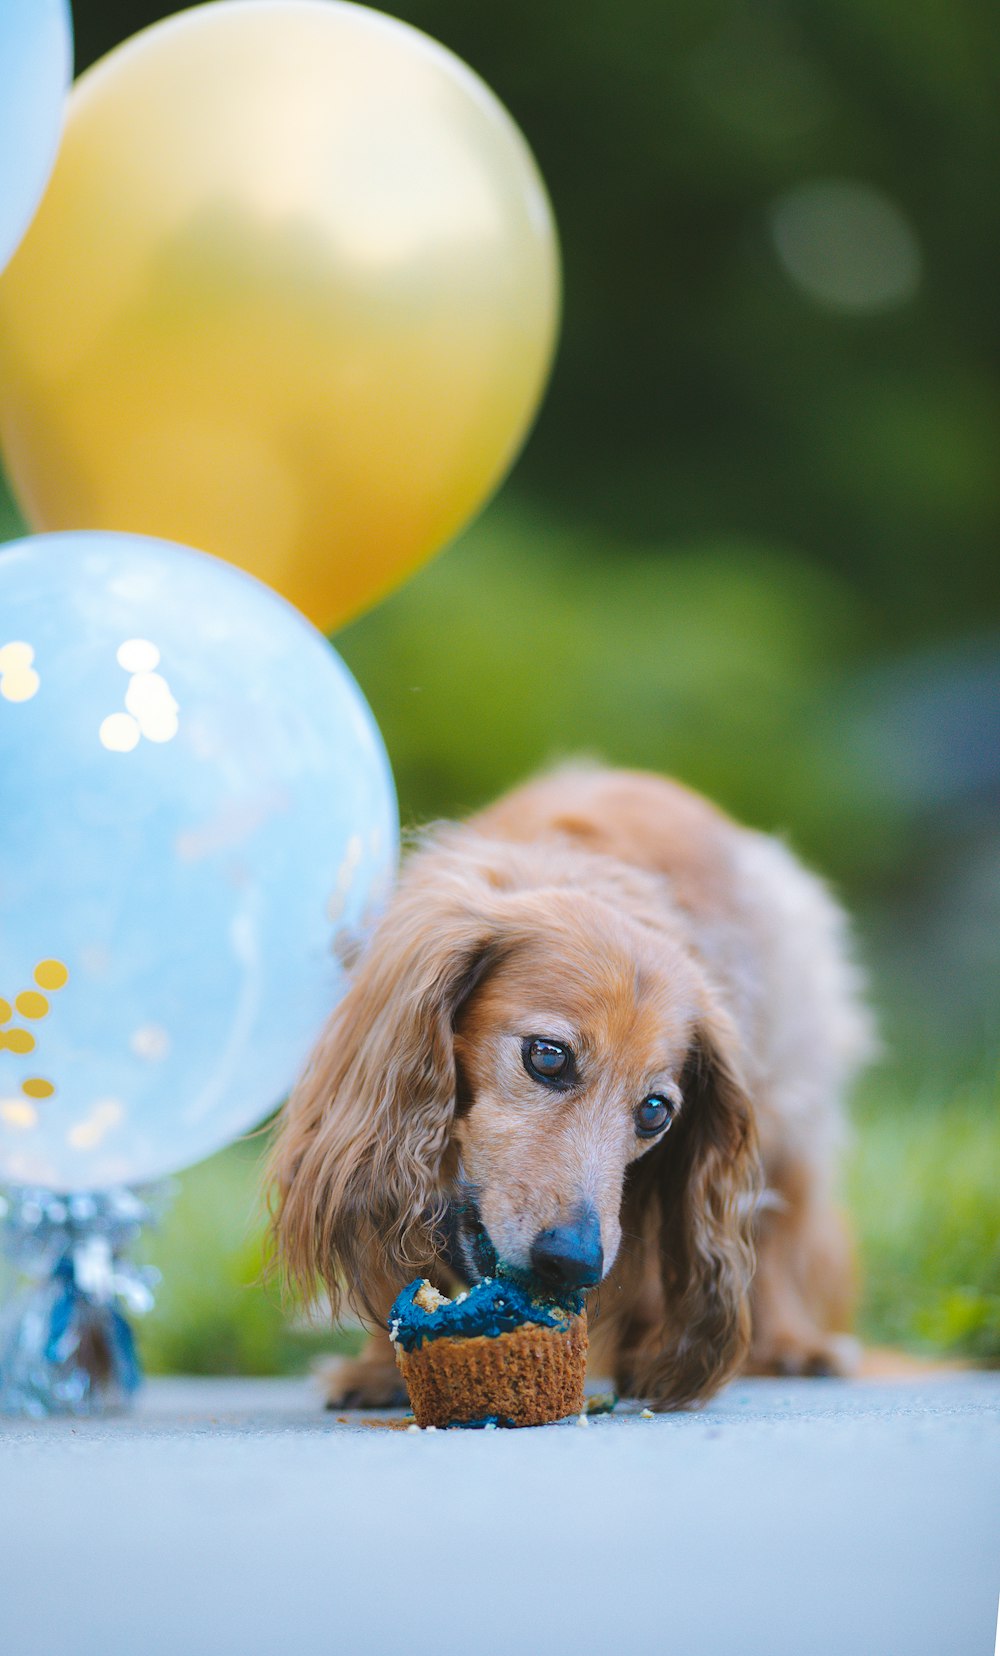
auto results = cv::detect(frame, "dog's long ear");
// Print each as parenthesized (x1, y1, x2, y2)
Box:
(267, 838, 504, 1323)
(627, 997, 761, 1407)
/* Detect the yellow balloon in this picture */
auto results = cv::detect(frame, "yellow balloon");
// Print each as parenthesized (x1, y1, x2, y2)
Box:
(0, 0, 559, 630)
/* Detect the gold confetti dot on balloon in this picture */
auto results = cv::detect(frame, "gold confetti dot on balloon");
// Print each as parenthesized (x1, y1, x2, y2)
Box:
(21, 1078, 54, 1099)
(1, 960, 67, 1111)
(0, 1028, 35, 1055)
(14, 991, 49, 1020)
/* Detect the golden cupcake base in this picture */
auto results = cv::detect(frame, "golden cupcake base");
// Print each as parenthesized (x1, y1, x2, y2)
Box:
(395, 1313, 588, 1428)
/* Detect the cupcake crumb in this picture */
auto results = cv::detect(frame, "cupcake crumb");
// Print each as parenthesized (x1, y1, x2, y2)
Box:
(640, 1408, 654, 1418)
(413, 1281, 450, 1315)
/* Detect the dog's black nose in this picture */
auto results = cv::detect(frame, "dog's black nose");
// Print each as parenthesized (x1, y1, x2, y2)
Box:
(530, 1206, 604, 1290)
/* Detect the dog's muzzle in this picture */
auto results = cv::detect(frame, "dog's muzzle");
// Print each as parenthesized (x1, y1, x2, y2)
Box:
(529, 1203, 604, 1290)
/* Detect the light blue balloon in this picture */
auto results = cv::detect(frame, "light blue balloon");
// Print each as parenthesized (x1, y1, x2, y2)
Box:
(0, 0, 73, 275)
(0, 532, 398, 1191)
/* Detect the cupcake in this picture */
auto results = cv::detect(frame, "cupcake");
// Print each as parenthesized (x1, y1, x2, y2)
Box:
(389, 1276, 587, 1428)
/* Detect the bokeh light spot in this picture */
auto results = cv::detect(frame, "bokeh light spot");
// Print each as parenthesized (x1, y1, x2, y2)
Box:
(0, 641, 33, 673)
(21, 1077, 54, 1099)
(0, 1099, 38, 1130)
(125, 669, 177, 721)
(68, 1099, 123, 1151)
(34, 959, 69, 991)
(0, 998, 10, 1023)
(111, 664, 181, 744)
(130, 1024, 171, 1061)
(15, 991, 48, 1020)
(0, 642, 40, 702)
(117, 638, 160, 673)
(100, 711, 141, 752)
(137, 705, 180, 743)
(770, 179, 921, 313)
(0, 666, 40, 702)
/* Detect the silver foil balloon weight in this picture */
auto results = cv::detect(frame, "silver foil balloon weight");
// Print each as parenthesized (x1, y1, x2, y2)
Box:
(0, 1184, 166, 1417)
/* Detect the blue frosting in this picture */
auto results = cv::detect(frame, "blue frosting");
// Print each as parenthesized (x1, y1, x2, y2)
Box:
(389, 1276, 581, 1354)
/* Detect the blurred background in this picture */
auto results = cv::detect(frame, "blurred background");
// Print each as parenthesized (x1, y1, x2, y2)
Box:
(2, 0, 996, 1373)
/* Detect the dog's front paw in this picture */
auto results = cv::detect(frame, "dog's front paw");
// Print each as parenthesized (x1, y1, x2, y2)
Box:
(747, 1331, 861, 1379)
(319, 1356, 408, 1410)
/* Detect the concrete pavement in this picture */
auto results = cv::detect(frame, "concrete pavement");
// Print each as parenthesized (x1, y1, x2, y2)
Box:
(1, 1373, 998, 1656)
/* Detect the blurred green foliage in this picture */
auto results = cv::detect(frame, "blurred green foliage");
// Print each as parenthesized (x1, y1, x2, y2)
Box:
(848, 1065, 1000, 1362)
(137, 1138, 363, 1376)
(3, 0, 998, 1366)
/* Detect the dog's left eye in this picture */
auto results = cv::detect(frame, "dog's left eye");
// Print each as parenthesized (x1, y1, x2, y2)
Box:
(635, 1093, 679, 1136)
(523, 1037, 573, 1084)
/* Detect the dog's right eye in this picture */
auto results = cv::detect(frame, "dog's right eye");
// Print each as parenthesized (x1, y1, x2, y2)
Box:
(523, 1037, 573, 1084)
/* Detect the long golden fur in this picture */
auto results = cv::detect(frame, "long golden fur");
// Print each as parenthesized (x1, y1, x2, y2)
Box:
(269, 766, 872, 1409)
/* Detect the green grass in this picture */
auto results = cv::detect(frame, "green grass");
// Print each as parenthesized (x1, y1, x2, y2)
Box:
(847, 1066, 1000, 1362)
(136, 1067, 1000, 1375)
(137, 1135, 363, 1378)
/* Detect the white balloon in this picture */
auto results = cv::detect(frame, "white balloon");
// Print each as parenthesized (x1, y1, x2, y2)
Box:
(0, 531, 398, 1190)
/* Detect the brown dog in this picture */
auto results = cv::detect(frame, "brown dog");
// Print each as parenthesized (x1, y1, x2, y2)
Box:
(270, 765, 872, 1408)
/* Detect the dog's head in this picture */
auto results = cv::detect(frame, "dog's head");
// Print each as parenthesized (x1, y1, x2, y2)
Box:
(270, 831, 759, 1404)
